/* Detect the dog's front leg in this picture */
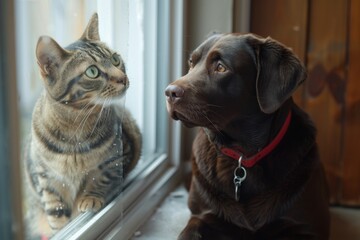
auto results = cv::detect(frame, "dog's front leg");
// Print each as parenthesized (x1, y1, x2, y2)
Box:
(178, 215, 206, 240)
(178, 214, 230, 240)
(179, 213, 252, 240)
(180, 179, 238, 240)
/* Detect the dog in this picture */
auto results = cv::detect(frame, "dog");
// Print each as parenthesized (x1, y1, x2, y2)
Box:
(165, 33, 330, 240)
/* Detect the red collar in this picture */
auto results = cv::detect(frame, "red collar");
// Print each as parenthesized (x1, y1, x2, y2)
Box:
(220, 111, 292, 168)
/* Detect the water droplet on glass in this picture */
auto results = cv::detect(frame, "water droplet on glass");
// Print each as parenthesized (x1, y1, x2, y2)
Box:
(65, 101, 68, 105)
(116, 163, 119, 166)
(92, 177, 95, 181)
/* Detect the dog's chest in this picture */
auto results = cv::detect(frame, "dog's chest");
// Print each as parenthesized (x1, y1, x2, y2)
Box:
(193, 130, 266, 202)
(193, 132, 238, 196)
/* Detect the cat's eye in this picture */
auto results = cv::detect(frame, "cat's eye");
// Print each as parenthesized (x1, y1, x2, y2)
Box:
(216, 63, 226, 72)
(85, 65, 100, 78)
(111, 54, 121, 66)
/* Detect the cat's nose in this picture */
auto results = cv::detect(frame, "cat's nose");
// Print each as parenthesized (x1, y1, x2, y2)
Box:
(112, 76, 128, 85)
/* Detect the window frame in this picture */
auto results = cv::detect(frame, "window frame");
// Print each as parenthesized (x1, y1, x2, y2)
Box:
(1, 0, 186, 239)
(52, 1, 186, 238)
(0, 0, 24, 239)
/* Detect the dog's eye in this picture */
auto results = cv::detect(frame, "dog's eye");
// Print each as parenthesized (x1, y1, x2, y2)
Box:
(216, 63, 226, 72)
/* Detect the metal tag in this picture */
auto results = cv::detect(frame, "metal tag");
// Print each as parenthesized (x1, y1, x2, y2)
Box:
(233, 155, 247, 201)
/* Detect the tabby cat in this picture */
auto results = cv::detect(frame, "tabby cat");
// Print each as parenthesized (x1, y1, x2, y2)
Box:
(24, 13, 141, 238)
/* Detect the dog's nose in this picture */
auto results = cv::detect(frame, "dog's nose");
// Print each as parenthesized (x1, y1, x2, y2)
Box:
(165, 85, 184, 103)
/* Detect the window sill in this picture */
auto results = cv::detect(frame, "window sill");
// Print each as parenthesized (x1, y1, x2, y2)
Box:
(131, 188, 360, 240)
(130, 185, 189, 240)
(53, 154, 182, 240)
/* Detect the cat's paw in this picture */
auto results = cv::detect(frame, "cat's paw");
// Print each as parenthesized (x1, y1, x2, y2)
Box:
(77, 196, 104, 212)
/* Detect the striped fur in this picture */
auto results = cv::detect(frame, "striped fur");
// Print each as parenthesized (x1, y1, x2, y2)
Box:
(24, 13, 141, 238)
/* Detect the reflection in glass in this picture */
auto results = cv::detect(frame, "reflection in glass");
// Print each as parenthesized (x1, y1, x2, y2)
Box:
(23, 13, 141, 238)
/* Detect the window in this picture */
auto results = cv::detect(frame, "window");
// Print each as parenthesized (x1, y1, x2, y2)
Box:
(1, 0, 185, 239)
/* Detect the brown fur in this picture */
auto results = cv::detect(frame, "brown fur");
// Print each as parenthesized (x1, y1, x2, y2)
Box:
(165, 33, 329, 240)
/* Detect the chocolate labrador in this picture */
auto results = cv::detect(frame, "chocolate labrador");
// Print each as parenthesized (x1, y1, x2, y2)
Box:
(165, 33, 330, 240)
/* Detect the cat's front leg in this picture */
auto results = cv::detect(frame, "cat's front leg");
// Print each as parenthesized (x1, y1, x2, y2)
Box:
(77, 160, 123, 213)
(42, 189, 71, 230)
(31, 165, 72, 230)
(77, 174, 106, 213)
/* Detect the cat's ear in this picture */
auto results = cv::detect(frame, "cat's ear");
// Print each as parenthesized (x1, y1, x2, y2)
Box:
(80, 13, 100, 41)
(36, 36, 70, 78)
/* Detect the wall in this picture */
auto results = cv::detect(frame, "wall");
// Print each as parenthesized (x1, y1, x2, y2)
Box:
(181, 0, 234, 162)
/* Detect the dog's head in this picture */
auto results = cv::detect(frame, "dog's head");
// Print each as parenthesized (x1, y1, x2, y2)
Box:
(165, 33, 306, 130)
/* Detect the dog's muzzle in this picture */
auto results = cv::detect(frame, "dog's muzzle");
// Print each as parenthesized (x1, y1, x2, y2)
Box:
(165, 85, 184, 104)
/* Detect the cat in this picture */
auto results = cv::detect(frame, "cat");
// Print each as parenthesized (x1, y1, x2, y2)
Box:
(24, 13, 141, 238)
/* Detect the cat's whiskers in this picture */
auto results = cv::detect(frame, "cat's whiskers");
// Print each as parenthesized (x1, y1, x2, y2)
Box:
(90, 97, 109, 137)
(79, 104, 98, 133)
(73, 95, 100, 124)
(69, 103, 98, 142)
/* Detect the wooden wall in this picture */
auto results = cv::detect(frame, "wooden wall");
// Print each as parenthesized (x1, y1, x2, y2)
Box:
(250, 0, 360, 206)
(343, 0, 360, 205)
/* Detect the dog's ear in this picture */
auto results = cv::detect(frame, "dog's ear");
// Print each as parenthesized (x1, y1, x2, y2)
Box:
(247, 35, 307, 114)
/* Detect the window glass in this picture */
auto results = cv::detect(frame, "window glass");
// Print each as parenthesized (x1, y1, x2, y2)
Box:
(15, 0, 163, 238)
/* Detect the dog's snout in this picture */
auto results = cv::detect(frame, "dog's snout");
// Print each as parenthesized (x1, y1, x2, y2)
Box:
(165, 85, 184, 103)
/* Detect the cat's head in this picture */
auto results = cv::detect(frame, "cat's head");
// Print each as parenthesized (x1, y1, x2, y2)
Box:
(35, 13, 128, 107)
